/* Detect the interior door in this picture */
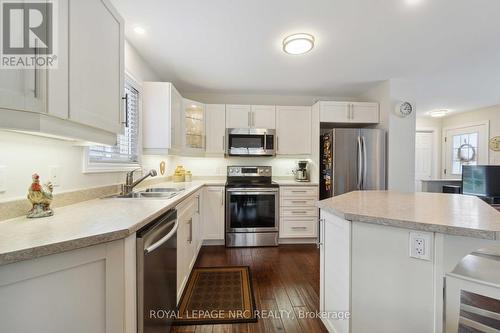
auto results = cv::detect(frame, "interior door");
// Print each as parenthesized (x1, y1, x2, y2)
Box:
(415, 131, 434, 191)
(333, 129, 359, 195)
(444, 124, 488, 178)
(360, 129, 386, 190)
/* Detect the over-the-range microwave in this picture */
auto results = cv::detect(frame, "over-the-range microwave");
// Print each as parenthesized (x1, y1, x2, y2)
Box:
(226, 128, 275, 156)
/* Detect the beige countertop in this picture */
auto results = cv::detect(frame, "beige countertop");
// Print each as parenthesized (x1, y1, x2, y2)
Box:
(316, 191, 500, 240)
(273, 178, 319, 186)
(0, 180, 225, 266)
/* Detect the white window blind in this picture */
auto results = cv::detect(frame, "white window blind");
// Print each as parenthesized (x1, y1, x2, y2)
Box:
(88, 81, 140, 164)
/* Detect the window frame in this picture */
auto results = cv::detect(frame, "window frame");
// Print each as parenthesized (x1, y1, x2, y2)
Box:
(82, 72, 143, 173)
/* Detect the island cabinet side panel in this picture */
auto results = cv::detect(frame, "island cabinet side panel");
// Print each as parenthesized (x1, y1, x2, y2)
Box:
(320, 210, 352, 333)
(0, 240, 125, 333)
(350, 222, 435, 333)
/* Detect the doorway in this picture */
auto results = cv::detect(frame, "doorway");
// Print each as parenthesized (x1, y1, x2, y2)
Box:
(443, 123, 489, 179)
(415, 131, 434, 191)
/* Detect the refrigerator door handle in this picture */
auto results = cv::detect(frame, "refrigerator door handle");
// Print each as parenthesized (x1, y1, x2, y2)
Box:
(362, 136, 367, 190)
(357, 136, 363, 190)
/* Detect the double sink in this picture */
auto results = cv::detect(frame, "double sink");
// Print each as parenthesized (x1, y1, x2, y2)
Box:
(108, 187, 185, 199)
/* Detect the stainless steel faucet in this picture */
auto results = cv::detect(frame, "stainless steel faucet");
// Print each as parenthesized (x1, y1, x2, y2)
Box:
(123, 168, 158, 194)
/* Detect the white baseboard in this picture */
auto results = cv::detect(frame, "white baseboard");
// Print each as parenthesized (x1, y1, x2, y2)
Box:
(202, 239, 225, 246)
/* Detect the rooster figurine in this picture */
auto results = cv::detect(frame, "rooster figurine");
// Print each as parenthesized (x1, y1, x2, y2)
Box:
(27, 173, 54, 218)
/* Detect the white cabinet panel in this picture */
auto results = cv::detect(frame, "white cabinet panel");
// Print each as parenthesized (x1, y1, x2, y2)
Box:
(0, 240, 125, 333)
(319, 102, 350, 123)
(319, 101, 379, 124)
(68, 0, 124, 134)
(251, 105, 275, 129)
(202, 186, 225, 240)
(205, 104, 226, 154)
(276, 106, 312, 155)
(351, 102, 379, 123)
(142, 82, 183, 154)
(320, 212, 351, 333)
(226, 104, 251, 128)
(0, 70, 28, 112)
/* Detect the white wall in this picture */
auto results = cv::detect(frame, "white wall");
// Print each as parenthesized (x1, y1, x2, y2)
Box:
(0, 40, 160, 202)
(361, 80, 416, 192)
(442, 104, 500, 165)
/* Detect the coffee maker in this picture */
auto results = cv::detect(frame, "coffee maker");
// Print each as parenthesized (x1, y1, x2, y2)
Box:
(293, 160, 310, 182)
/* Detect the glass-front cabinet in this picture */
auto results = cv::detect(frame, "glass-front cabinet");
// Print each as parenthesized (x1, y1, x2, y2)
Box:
(182, 98, 205, 154)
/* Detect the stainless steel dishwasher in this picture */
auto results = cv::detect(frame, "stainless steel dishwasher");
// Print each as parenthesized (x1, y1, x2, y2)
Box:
(137, 209, 178, 333)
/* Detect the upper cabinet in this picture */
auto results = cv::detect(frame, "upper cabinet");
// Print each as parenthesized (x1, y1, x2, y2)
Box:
(276, 106, 312, 155)
(319, 101, 379, 124)
(205, 104, 226, 154)
(226, 104, 276, 129)
(0, 0, 124, 145)
(251, 105, 276, 128)
(143, 82, 183, 155)
(68, 0, 124, 134)
(183, 99, 205, 154)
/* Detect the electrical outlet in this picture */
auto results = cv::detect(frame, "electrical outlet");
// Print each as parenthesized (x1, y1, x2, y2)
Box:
(409, 231, 432, 261)
(0, 166, 5, 193)
(48, 166, 61, 187)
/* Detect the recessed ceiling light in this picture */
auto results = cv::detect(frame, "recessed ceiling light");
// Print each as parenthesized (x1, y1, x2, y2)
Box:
(428, 109, 449, 118)
(134, 26, 146, 35)
(282, 33, 315, 55)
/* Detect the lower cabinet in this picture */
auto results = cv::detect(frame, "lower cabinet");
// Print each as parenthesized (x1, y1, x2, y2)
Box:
(0, 239, 126, 333)
(176, 190, 202, 301)
(201, 186, 225, 241)
(279, 186, 318, 239)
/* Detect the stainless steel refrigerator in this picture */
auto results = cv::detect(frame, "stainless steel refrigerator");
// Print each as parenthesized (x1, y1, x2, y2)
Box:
(320, 128, 386, 199)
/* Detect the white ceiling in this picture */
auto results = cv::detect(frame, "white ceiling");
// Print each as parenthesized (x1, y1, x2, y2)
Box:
(111, 0, 500, 114)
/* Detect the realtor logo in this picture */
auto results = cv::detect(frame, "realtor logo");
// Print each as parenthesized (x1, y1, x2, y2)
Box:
(1, 0, 58, 68)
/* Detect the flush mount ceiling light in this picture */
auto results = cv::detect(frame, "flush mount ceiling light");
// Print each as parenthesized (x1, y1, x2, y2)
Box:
(282, 33, 315, 55)
(428, 109, 450, 118)
(133, 26, 146, 35)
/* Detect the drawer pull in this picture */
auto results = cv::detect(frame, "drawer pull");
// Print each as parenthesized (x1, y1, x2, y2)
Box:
(291, 200, 307, 204)
(291, 190, 307, 193)
(291, 227, 307, 230)
(292, 211, 307, 214)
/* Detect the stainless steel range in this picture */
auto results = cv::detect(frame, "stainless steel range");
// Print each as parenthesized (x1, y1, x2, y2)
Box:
(225, 166, 279, 247)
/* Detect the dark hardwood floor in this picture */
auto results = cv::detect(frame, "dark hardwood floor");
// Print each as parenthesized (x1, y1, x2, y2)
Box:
(171, 245, 327, 333)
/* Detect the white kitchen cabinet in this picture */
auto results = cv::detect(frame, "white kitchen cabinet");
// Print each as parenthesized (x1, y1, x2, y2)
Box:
(176, 192, 202, 301)
(68, 0, 124, 134)
(318, 101, 379, 124)
(205, 104, 226, 154)
(226, 104, 251, 128)
(182, 99, 205, 155)
(320, 211, 351, 333)
(142, 82, 183, 154)
(251, 105, 276, 128)
(202, 186, 225, 240)
(0, 239, 126, 333)
(280, 186, 318, 239)
(226, 104, 275, 129)
(276, 106, 312, 155)
(0, 0, 123, 145)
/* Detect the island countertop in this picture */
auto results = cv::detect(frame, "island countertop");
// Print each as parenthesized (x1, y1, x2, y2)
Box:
(316, 191, 500, 240)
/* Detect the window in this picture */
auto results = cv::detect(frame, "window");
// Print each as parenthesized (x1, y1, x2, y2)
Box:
(84, 77, 141, 172)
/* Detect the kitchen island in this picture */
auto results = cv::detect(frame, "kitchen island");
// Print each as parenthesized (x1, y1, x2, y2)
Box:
(316, 191, 500, 333)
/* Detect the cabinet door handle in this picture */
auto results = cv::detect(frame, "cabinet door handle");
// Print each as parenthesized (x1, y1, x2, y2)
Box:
(251, 112, 255, 127)
(276, 136, 279, 153)
(34, 39, 38, 98)
(222, 135, 225, 151)
(196, 195, 200, 214)
(351, 104, 354, 120)
(187, 218, 193, 243)
(220, 189, 224, 206)
(248, 112, 251, 127)
(122, 94, 129, 127)
(317, 218, 324, 248)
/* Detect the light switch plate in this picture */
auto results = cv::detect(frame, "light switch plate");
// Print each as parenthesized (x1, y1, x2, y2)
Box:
(409, 231, 433, 261)
(0, 166, 5, 193)
(48, 166, 60, 187)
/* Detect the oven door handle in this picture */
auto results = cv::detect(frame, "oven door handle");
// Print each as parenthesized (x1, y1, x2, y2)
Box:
(226, 188, 279, 193)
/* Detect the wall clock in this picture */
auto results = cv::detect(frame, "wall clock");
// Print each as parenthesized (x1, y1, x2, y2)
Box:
(395, 101, 414, 117)
(490, 136, 500, 152)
